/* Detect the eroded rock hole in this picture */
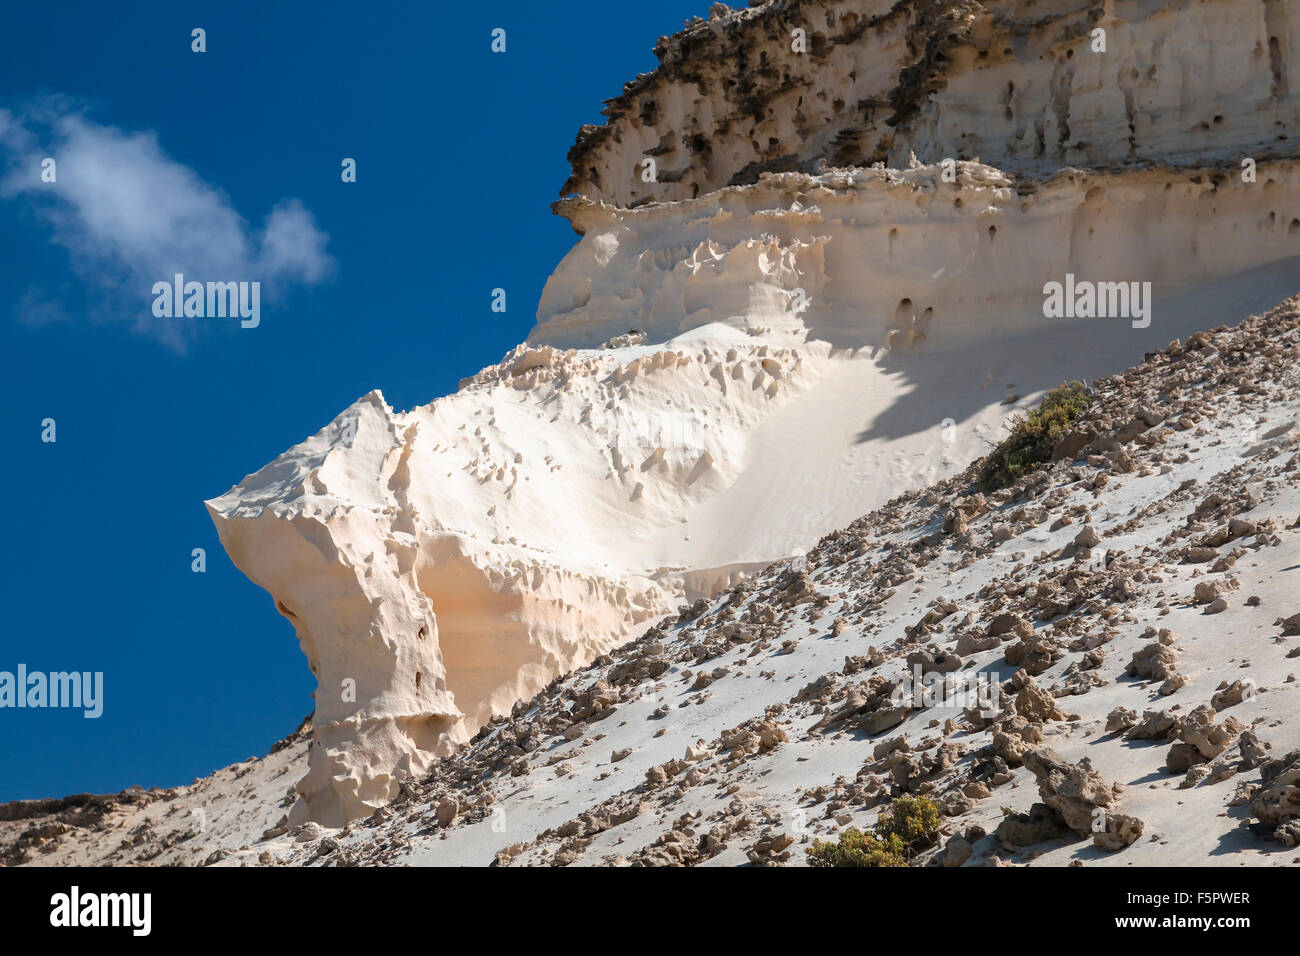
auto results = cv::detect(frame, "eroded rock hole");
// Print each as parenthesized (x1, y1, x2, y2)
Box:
(895, 298, 914, 325)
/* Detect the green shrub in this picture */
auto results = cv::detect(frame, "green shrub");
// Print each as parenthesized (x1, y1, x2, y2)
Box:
(875, 793, 942, 846)
(976, 382, 1094, 492)
(806, 795, 941, 867)
(806, 827, 908, 867)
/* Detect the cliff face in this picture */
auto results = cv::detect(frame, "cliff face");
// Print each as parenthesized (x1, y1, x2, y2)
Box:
(209, 0, 1300, 825)
(562, 0, 1300, 206)
(539, 161, 1300, 353)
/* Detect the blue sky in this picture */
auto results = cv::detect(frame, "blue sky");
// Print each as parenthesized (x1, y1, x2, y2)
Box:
(0, 0, 709, 801)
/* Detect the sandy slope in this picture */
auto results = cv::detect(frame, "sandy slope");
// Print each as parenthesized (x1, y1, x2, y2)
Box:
(9, 296, 1298, 867)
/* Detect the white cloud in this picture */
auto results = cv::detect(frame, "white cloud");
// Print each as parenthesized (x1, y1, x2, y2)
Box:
(259, 199, 332, 284)
(0, 100, 333, 345)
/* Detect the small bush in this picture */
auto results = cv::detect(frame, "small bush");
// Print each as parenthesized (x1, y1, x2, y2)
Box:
(875, 793, 942, 846)
(806, 795, 941, 867)
(976, 382, 1093, 492)
(806, 827, 908, 867)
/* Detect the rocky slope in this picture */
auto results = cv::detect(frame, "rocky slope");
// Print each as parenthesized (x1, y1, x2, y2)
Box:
(199, 0, 1300, 828)
(7, 295, 1298, 866)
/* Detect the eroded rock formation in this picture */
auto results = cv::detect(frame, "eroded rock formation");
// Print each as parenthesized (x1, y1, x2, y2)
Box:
(209, 0, 1300, 824)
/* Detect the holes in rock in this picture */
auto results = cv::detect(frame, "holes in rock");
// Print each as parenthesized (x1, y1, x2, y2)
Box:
(894, 298, 914, 325)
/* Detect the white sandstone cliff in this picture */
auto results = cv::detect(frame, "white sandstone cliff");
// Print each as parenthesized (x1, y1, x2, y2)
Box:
(208, 0, 1300, 825)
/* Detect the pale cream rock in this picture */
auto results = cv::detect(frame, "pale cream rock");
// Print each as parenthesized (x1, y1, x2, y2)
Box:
(209, 0, 1300, 824)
